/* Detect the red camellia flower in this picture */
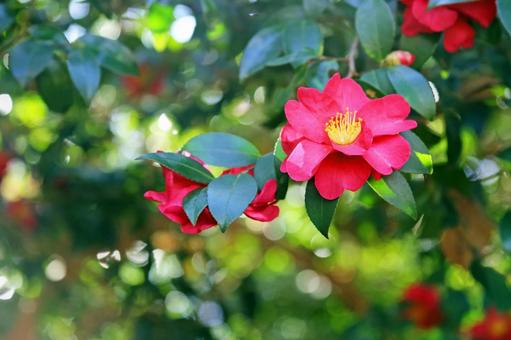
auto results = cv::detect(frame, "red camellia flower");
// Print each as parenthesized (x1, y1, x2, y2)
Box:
(121, 64, 165, 98)
(0, 151, 11, 181)
(401, 0, 497, 53)
(384, 50, 416, 66)
(467, 308, 511, 340)
(280, 73, 416, 200)
(6, 200, 37, 232)
(402, 283, 442, 329)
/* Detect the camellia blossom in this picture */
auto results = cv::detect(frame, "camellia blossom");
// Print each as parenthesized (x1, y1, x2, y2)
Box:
(121, 64, 165, 98)
(402, 283, 442, 329)
(401, 0, 497, 53)
(384, 50, 416, 66)
(467, 308, 511, 340)
(280, 73, 416, 200)
(7, 200, 37, 232)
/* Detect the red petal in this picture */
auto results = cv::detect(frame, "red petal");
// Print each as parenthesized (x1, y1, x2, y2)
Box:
(450, 0, 496, 28)
(285, 100, 329, 144)
(443, 18, 475, 53)
(358, 94, 417, 136)
(402, 6, 433, 36)
(412, 0, 458, 32)
(281, 124, 304, 155)
(363, 135, 411, 175)
(283, 140, 332, 181)
(245, 205, 280, 222)
(323, 73, 370, 112)
(314, 153, 372, 200)
(180, 208, 217, 234)
(252, 179, 277, 205)
(297, 87, 337, 118)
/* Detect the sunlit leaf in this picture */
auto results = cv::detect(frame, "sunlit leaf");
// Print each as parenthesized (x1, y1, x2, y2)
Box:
(9, 40, 54, 86)
(368, 172, 417, 218)
(400, 131, 433, 174)
(67, 48, 101, 102)
(355, 0, 395, 60)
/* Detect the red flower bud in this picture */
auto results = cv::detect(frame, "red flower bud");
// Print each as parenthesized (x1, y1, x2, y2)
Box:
(384, 50, 416, 66)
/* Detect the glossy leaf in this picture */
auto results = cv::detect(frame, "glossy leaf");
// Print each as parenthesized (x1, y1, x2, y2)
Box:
(9, 40, 54, 86)
(183, 188, 208, 225)
(303, 0, 330, 16)
(499, 211, 511, 252)
(254, 153, 276, 190)
(387, 65, 436, 119)
(67, 48, 101, 102)
(359, 68, 393, 95)
(273, 138, 289, 200)
(400, 131, 433, 175)
(306, 60, 339, 89)
(239, 26, 283, 80)
(137, 152, 214, 184)
(355, 0, 395, 60)
(368, 172, 417, 218)
(282, 21, 322, 65)
(429, 0, 479, 8)
(399, 35, 438, 69)
(498, 0, 511, 36)
(305, 180, 338, 238)
(207, 174, 258, 231)
(182, 132, 260, 167)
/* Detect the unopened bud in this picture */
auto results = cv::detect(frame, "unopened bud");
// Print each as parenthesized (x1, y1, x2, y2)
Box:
(383, 50, 416, 66)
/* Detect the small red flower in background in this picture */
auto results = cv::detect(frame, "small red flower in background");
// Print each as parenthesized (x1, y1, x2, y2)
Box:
(121, 64, 165, 98)
(280, 73, 416, 200)
(145, 157, 280, 234)
(401, 0, 497, 53)
(402, 283, 442, 329)
(467, 308, 511, 340)
(0, 151, 11, 181)
(384, 50, 416, 66)
(6, 200, 37, 232)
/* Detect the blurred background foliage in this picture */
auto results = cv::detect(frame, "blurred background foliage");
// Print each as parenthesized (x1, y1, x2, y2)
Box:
(0, 0, 510, 339)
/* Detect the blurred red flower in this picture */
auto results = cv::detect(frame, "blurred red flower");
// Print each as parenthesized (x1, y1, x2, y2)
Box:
(468, 308, 511, 340)
(0, 151, 10, 181)
(6, 200, 37, 232)
(280, 73, 416, 200)
(402, 283, 442, 329)
(401, 0, 496, 53)
(121, 64, 165, 98)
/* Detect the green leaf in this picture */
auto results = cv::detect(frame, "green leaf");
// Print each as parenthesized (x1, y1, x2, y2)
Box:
(183, 188, 208, 225)
(305, 180, 338, 238)
(498, 0, 511, 36)
(239, 26, 283, 80)
(499, 211, 511, 253)
(399, 35, 438, 69)
(254, 153, 276, 190)
(273, 138, 287, 163)
(182, 132, 260, 167)
(0, 5, 13, 31)
(36, 60, 74, 113)
(273, 138, 289, 200)
(355, 0, 395, 60)
(282, 21, 322, 66)
(387, 65, 436, 119)
(305, 60, 339, 89)
(9, 40, 54, 86)
(79, 34, 138, 76)
(146, 3, 174, 33)
(303, 0, 330, 16)
(400, 131, 433, 175)
(359, 68, 393, 95)
(429, 0, 479, 8)
(138, 152, 214, 184)
(368, 172, 417, 218)
(445, 112, 462, 164)
(497, 147, 511, 161)
(67, 48, 101, 102)
(207, 174, 258, 231)
(470, 260, 511, 310)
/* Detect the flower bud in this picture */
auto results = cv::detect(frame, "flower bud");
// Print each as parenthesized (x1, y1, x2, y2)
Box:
(383, 50, 416, 66)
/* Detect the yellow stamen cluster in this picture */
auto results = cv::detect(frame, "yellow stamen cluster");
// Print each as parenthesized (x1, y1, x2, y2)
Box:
(324, 110, 362, 145)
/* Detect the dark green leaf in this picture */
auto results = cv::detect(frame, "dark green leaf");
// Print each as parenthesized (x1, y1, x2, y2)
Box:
(305, 180, 338, 238)
(430, 0, 480, 8)
(36, 61, 74, 113)
(282, 21, 322, 66)
(182, 132, 260, 167)
(400, 131, 433, 174)
(359, 68, 393, 95)
(470, 261, 511, 310)
(79, 34, 138, 76)
(498, 0, 511, 36)
(441, 289, 469, 327)
(305, 60, 339, 89)
(0, 5, 13, 31)
(207, 174, 258, 231)
(138, 152, 214, 184)
(239, 26, 283, 80)
(29, 25, 69, 47)
(497, 147, 511, 161)
(368, 172, 417, 218)
(355, 0, 395, 60)
(254, 153, 276, 190)
(387, 65, 436, 119)
(303, 0, 330, 16)
(9, 40, 54, 86)
(273, 138, 289, 200)
(183, 188, 208, 225)
(399, 35, 438, 69)
(499, 211, 511, 253)
(67, 48, 101, 102)
(445, 112, 462, 164)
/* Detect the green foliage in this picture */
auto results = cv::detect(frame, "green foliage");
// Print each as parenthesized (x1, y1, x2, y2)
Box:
(137, 153, 214, 184)
(368, 172, 417, 219)
(183, 188, 209, 225)
(355, 0, 395, 60)
(305, 180, 338, 238)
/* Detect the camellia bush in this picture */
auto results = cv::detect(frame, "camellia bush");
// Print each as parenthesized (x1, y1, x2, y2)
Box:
(1, 0, 511, 338)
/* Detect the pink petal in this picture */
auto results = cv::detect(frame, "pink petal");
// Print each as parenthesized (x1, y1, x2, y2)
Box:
(358, 94, 417, 136)
(412, 0, 458, 32)
(443, 18, 475, 53)
(283, 140, 332, 181)
(297, 86, 338, 120)
(450, 0, 496, 28)
(314, 153, 372, 200)
(331, 123, 373, 156)
(281, 124, 304, 155)
(323, 73, 370, 112)
(252, 179, 277, 205)
(363, 135, 412, 175)
(285, 100, 329, 144)
(144, 190, 166, 203)
(245, 205, 280, 222)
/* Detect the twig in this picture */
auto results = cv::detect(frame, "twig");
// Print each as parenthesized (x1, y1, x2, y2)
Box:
(346, 37, 359, 78)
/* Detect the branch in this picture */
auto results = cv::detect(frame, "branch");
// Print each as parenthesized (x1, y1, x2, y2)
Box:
(346, 37, 359, 78)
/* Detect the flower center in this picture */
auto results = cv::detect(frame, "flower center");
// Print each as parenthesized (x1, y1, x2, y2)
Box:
(324, 110, 362, 145)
